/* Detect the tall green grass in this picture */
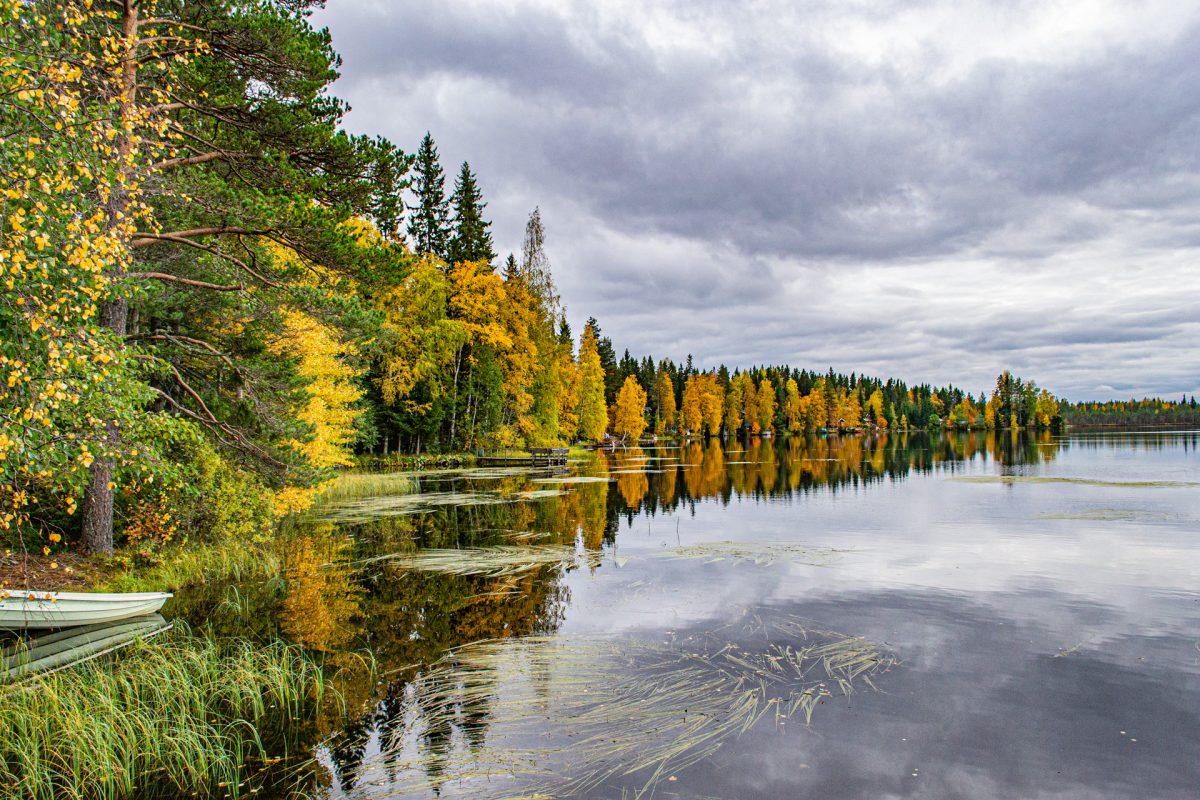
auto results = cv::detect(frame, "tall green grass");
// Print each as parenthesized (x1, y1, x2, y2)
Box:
(312, 471, 415, 507)
(100, 541, 282, 593)
(0, 626, 334, 800)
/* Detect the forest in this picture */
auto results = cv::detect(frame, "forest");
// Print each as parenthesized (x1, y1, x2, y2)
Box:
(0, 0, 1173, 563)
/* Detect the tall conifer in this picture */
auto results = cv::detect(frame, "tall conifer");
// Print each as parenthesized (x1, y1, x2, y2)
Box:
(407, 132, 451, 259)
(447, 161, 495, 266)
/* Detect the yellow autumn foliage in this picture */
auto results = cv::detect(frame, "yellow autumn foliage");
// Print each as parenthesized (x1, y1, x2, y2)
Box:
(270, 309, 364, 470)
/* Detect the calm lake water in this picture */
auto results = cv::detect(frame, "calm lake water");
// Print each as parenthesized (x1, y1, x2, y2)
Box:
(176, 430, 1200, 799)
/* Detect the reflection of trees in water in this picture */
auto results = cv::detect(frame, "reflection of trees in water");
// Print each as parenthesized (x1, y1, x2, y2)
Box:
(598, 430, 1062, 514)
(305, 430, 1071, 793)
(316, 494, 575, 790)
(281, 525, 362, 653)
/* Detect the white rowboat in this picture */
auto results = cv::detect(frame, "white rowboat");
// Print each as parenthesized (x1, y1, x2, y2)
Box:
(0, 590, 172, 630)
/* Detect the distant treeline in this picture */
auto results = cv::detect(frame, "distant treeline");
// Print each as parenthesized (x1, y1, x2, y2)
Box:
(1061, 397, 1200, 428)
(568, 340, 1063, 442)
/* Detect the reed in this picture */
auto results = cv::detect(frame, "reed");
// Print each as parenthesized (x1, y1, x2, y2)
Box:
(0, 625, 333, 800)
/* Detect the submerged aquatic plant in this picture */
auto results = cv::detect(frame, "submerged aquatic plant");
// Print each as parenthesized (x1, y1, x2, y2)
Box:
(343, 614, 895, 799)
(0, 625, 333, 800)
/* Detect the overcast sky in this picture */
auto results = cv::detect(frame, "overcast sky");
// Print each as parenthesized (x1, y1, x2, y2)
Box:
(313, 0, 1200, 401)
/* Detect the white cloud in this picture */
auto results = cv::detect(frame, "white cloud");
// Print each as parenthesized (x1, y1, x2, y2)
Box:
(313, 0, 1200, 399)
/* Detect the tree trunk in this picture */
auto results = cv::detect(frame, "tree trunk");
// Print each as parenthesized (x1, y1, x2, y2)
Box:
(80, 1, 139, 555)
(448, 346, 463, 449)
(465, 361, 476, 450)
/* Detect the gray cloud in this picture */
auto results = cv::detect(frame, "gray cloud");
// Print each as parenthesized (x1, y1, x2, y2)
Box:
(314, 0, 1200, 399)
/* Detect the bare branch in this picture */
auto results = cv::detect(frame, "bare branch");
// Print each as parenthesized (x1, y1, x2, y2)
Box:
(152, 150, 248, 170)
(127, 271, 243, 291)
(131, 233, 282, 288)
(131, 227, 255, 247)
(130, 334, 236, 369)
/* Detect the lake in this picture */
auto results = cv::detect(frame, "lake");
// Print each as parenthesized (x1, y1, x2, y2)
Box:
(174, 430, 1200, 799)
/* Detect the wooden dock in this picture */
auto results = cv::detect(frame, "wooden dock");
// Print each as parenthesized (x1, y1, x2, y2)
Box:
(476, 447, 569, 467)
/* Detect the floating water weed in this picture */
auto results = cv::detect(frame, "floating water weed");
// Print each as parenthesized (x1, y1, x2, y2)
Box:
(658, 540, 841, 567)
(1037, 508, 1184, 523)
(348, 615, 894, 798)
(952, 476, 1199, 488)
(357, 545, 581, 578)
(315, 491, 514, 523)
(0, 625, 333, 800)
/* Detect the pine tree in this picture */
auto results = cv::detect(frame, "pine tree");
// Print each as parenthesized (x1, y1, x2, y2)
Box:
(585, 317, 620, 404)
(447, 161, 496, 266)
(407, 132, 451, 259)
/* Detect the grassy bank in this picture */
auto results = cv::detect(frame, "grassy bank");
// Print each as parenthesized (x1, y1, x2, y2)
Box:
(99, 541, 283, 594)
(0, 626, 335, 800)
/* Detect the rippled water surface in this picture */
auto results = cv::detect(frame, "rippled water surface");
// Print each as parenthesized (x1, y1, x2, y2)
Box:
(176, 430, 1200, 799)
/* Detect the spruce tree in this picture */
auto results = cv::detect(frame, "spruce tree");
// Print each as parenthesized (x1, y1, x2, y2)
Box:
(407, 132, 451, 259)
(447, 161, 496, 266)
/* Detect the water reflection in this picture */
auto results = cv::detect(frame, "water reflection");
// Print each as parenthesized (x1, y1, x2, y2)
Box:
(594, 430, 1062, 515)
(166, 430, 1199, 799)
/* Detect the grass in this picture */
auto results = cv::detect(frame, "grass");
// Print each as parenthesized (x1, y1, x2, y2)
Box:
(311, 471, 416, 507)
(99, 541, 281, 593)
(0, 625, 335, 800)
(356, 614, 895, 798)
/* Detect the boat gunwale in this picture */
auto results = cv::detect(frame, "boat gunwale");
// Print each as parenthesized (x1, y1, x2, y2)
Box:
(0, 590, 173, 604)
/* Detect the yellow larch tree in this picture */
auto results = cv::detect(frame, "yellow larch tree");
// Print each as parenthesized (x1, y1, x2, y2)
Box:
(270, 309, 364, 466)
(612, 375, 648, 442)
(784, 379, 802, 432)
(576, 323, 608, 442)
(680, 375, 703, 435)
(757, 377, 776, 432)
(653, 370, 676, 435)
(698, 373, 725, 437)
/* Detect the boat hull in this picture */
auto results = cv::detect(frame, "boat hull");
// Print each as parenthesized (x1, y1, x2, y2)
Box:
(0, 590, 172, 630)
(2, 615, 172, 680)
